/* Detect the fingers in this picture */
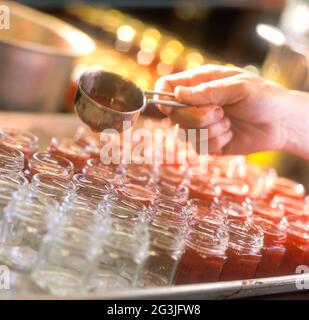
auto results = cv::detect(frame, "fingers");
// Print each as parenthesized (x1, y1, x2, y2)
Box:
(175, 74, 249, 106)
(207, 117, 231, 139)
(208, 130, 233, 154)
(155, 65, 243, 115)
(169, 105, 224, 128)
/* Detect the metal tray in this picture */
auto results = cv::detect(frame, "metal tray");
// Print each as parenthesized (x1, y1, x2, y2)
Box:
(0, 111, 308, 300)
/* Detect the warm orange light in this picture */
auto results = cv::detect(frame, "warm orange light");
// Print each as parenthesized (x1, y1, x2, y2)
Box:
(117, 25, 136, 42)
(186, 51, 204, 69)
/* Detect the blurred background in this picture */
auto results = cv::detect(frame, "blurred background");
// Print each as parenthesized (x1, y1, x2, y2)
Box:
(1, 0, 309, 187)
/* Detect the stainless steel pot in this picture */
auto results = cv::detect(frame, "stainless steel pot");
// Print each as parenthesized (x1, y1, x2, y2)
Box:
(0, 1, 95, 112)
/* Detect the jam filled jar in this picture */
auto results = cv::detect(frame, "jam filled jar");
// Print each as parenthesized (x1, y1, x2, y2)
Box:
(270, 177, 305, 199)
(48, 137, 91, 173)
(175, 217, 229, 284)
(253, 217, 287, 278)
(0, 129, 39, 160)
(0, 143, 25, 174)
(189, 178, 222, 204)
(278, 219, 309, 276)
(220, 219, 264, 281)
(28, 152, 74, 180)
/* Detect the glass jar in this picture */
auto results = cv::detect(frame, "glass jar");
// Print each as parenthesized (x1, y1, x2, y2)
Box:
(251, 199, 285, 224)
(156, 164, 188, 186)
(116, 181, 158, 208)
(28, 152, 74, 180)
(48, 137, 91, 173)
(270, 177, 305, 199)
(83, 158, 125, 186)
(278, 219, 309, 276)
(98, 194, 148, 225)
(175, 217, 229, 284)
(185, 198, 227, 222)
(219, 200, 253, 222)
(89, 221, 149, 291)
(31, 223, 105, 296)
(272, 195, 308, 219)
(0, 188, 58, 271)
(72, 174, 114, 205)
(138, 224, 185, 287)
(0, 143, 24, 173)
(189, 178, 222, 203)
(124, 163, 157, 185)
(216, 176, 250, 203)
(73, 126, 100, 158)
(30, 173, 74, 203)
(253, 217, 287, 278)
(220, 219, 264, 281)
(0, 173, 28, 224)
(0, 129, 39, 160)
(156, 180, 189, 204)
(151, 198, 191, 229)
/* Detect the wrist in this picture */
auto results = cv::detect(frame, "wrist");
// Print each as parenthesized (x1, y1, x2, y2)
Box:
(281, 90, 309, 159)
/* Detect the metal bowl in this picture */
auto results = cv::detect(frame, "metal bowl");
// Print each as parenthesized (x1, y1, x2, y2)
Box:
(0, 1, 95, 112)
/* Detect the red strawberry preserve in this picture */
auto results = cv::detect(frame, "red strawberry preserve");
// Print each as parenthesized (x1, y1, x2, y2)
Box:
(251, 199, 285, 224)
(48, 137, 90, 173)
(220, 219, 263, 281)
(253, 217, 287, 278)
(175, 218, 229, 284)
(270, 177, 305, 199)
(157, 165, 188, 186)
(28, 152, 74, 180)
(272, 195, 308, 220)
(278, 219, 309, 276)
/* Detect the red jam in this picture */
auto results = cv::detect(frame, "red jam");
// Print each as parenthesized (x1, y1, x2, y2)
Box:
(253, 217, 287, 278)
(272, 195, 308, 219)
(0, 129, 39, 160)
(220, 219, 263, 281)
(28, 152, 74, 180)
(73, 127, 100, 158)
(251, 199, 285, 224)
(270, 177, 305, 199)
(48, 137, 90, 173)
(278, 219, 309, 276)
(175, 218, 229, 284)
(157, 165, 188, 186)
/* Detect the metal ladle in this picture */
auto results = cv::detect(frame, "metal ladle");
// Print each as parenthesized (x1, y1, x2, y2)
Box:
(74, 70, 189, 132)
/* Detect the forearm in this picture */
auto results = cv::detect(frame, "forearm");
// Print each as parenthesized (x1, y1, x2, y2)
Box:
(282, 90, 309, 160)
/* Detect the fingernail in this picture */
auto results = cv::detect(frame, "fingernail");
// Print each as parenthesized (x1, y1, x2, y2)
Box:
(213, 107, 224, 121)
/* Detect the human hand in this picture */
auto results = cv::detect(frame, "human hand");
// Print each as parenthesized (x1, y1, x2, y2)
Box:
(155, 64, 309, 158)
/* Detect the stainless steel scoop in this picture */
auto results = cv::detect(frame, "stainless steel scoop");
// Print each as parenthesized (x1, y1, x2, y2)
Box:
(74, 70, 188, 132)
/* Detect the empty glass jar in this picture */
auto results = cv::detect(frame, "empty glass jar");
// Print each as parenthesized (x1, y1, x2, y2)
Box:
(31, 223, 105, 296)
(0, 188, 59, 271)
(0, 143, 25, 174)
(0, 129, 39, 160)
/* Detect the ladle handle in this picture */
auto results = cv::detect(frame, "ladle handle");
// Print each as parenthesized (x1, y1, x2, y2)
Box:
(143, 90, 189, 108)
(146, 98, 188, 108)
